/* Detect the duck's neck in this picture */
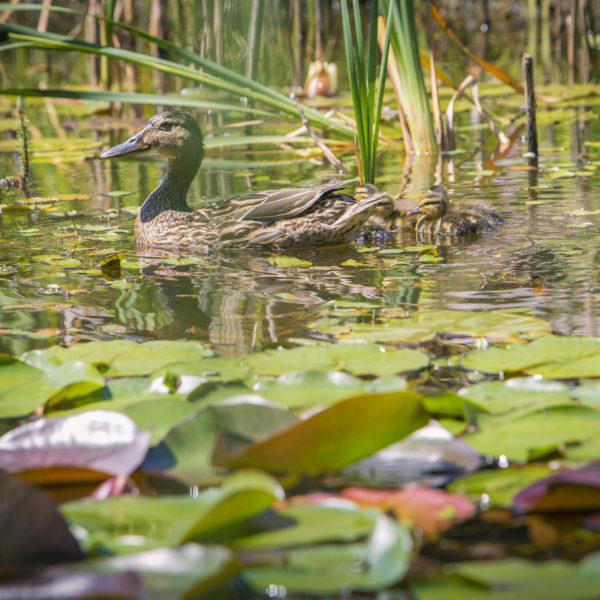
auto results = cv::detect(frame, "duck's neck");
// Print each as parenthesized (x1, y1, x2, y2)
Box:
(139, 154, 201, 223)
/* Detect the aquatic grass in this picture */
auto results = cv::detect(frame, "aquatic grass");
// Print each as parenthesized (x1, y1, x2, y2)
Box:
(340, 0, 394, 183)
(0, 5, 355, 140)
(379, 0, 437, 154)
(0, 88, 278, 119)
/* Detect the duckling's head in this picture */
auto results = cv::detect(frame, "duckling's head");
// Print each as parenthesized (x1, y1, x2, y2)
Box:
(354, 183, 379, 201)
(100, 110, 204, 161)
(355, 183, 395, 223)
(407, 185, 450, 222)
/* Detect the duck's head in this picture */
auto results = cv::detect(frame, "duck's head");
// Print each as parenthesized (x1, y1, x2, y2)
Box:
(407, 185, 449, 221)
(100, 110, 204, 161)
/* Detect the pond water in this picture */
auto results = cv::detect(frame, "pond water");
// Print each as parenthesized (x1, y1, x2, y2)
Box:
(1, 98, 599, 358)
(2, 3, 600, 596)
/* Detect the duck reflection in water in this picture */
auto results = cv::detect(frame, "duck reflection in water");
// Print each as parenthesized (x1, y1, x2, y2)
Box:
(130, 245, 403, 357)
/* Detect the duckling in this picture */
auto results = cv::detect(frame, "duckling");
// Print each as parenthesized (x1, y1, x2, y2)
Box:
(407, 185, 504, 237)
(100, 110, 385, 250)
(354, 183, 419, 232)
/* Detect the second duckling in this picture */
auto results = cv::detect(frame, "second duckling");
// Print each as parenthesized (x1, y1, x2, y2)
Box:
(355, 183, 418, 232)
(408, 185, 504, 237)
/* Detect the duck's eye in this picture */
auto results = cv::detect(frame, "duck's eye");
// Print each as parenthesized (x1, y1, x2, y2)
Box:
(159, 122, 173, 131)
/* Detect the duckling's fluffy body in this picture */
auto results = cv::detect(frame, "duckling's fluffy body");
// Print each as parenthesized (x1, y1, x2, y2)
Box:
(356, 183, 503, 238)
(100, 111, 384, 249)
(409, 185, 504, 237)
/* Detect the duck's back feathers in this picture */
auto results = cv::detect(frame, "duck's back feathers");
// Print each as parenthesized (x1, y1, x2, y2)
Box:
(236, 179, 357, 222)
(135, 183, 385, 249)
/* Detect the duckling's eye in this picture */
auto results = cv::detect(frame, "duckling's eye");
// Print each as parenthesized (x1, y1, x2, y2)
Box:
(159, 122, 173, 131)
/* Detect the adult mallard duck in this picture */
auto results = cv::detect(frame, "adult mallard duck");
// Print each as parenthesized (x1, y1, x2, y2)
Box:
(100, 110, 384, 249)
(407, 185, 504, 237)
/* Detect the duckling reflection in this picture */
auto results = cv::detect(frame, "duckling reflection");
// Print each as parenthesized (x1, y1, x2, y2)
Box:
(408, 185, 504, 238)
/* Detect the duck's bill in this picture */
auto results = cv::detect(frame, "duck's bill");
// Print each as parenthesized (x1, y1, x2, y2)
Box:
(407, 206, 421, 215)
(100, 132, 150, 159)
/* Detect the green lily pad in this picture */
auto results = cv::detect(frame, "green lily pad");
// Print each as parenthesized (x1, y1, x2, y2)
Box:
(0, 355, 105, 417)
(40, 339, 138, 366)
(240, 506, 412, 594)
(460, 335, 600, 377)
(465, 406, 600, 462)
(267, 255, 312, 268)
(244, 343, 429, 377)
(253, 371, 406, 410)
(105, 341, 214, 376)
(459, 378, 574, 416)
(324, 310, 549, 343)
(143, 398, 297, 483)
(412, 554, 600, 600)
(213, 390, 427, 474)
(62, 471, 282, 553)
(151, 356, 248, 382)
(448, 464, 553, 506)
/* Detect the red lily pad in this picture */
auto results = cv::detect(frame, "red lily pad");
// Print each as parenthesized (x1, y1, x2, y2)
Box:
(514, 460, 600, 513)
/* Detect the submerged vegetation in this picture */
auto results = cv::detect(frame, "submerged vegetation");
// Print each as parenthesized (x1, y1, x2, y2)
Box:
(0, 0, 600, 598)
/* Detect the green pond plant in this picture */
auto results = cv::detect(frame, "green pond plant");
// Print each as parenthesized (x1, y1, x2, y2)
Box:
(380, 0, 437, 154)
(340, 0, 394, 183)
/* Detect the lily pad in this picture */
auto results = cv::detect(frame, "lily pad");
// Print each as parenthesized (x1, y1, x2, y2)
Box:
(460, 335, 600, 376)
(213, 390, 427, 474)
(412, 554, 600, 599)
(267, 255, 312, 268)
(244, 343, 429, 377)
(465, 406, 600, 462)
(105, 341, 214, 376)
(324, 310, 549, 343)
(0, 410, 151, 477)
(62, 471, 282, 552)
(240, 505, 412, 594)
(458, 378, 574, 416)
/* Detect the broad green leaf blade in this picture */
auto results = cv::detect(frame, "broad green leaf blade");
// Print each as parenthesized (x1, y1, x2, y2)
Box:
(0, 88, 276, 117)
(181, 471, 283, 543)
(105, 340, 214, 376)
(326, 309, 550, 343)
(63, 472, 281, 552)
(213, 390, 427, 474)
(143, 399, 297, 483)
(413, 554, 600, 600)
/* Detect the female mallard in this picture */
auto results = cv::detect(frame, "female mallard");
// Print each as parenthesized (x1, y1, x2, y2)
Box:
(407, 185, 504, 237)
(100, 110, 384, 249)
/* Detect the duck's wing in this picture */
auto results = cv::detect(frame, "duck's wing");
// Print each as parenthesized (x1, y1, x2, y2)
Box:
(234, 179, 357, 222)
